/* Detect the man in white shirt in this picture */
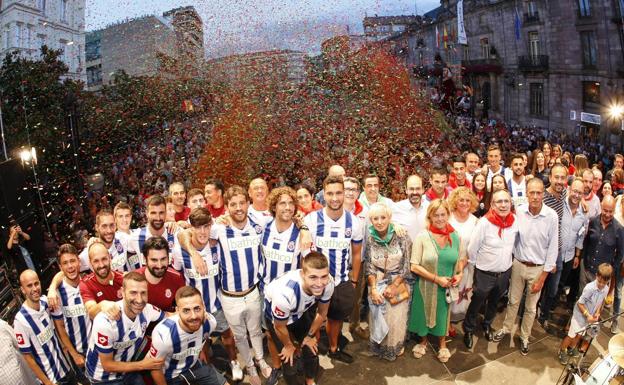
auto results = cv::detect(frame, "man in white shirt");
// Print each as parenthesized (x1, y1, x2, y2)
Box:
(507, 153, 528, 209)
(392, 174, 428, 242)
(358, 174, 393, 209)
(247, 178, 272, 223)
(465, 152, 481, 184)
(113, 202, 133, 246)
(78, 209, 130, 273)
(582, 169, 601, 220)
(492, 178, 558, 355)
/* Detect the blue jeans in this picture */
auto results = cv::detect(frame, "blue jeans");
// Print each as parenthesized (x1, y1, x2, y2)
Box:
(58, 370, 78, 385)
(539, 259, 573, 322)
(168, 362, 226, 385)
(92, 373, 145, 385)
(613, 273, 624, 321)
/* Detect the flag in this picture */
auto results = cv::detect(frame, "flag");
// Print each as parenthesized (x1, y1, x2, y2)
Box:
(435, 25, 440, 48)
(514, 9, 522, 41)
(443, 25, 448, 49)
(457, 0, 467, 44)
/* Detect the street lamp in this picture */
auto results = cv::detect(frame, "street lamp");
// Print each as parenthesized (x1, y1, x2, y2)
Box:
(19, 146, 51, 235)
(609, 103, 624, 121)
(19, 147, 37, 165)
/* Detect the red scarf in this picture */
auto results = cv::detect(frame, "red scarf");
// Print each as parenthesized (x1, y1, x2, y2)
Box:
(475, 190, 485, 202)
(448, 173, 472, 190)
(425, 187, 448, 201)
(485, 209, 515, 238)
(428, 223, 455, 246)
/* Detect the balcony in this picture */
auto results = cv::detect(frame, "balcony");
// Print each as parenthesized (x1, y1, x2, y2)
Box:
(518, 55, 549, 72)
(461, 58, 503, 75)
(524, 12, 540, 24)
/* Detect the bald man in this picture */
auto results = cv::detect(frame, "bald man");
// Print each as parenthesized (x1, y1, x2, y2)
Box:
(316, 164, 346, 206)
(14, 270, 77, 385)
(248, 178, 272, 223)
(580, 196, 624, 332)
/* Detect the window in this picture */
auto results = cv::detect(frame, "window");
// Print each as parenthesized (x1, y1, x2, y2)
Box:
(480, 38, 490, 59)
(87, 64, 102, 86)
(464, 45, 470, 60)
(580, 31, 597, 68)
(528, 32, 540, 58)
(59, 40, 67, 62)
(578, 0, 591, 17)
(38, 34, 46, 50)
(530, 83, 544, 116)
(582, 81, 600, 110)
(618, 0, 624, 18)
(26, 26, 32, 49)
(38, 0, 46, 15)
(60, 0, 67, 23)
(4, 27, 9, 49)
(15, 23, 22, 48)
(393, 25, 405, 32)
(526, 1, 538, 16)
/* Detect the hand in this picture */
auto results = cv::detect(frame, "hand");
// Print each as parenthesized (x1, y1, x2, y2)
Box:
(573, 257, 580, 269)
(435, 276, 452, 288)
(530, 279, 544, 294)
(451, 273, 463, 287)
(394, 224, 407, 238)
(199, 349, 208, 364)
(300, 230, 313, 250)
(370, 290, 385, 305)
(279, 344, 296, 366)
(216, 213, 233, 226)
(191, 251, 208, 276)
(176, 221, 190, 230)
(15, 225, 23, 234)
(165, 221, 178, 233)
(302, 336, 318, 355)
(294, 212, 305, 225)
(47, 290, 60, 311)
(587, 314, 599, 323)
(70, 351, 85, 367)
(100, 301, 121, 320)
(551, 266, 558, 274)
(140, 356, 164, 371)
(85, 236, 99, 249)
(383, 285, 397, 299)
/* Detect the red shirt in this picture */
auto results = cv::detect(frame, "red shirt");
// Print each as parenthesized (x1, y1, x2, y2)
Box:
(79, 270, 124, 303)
(174, 206, 191, 222)
(207, 204, 226, 219)
(136, 266, 185, 312)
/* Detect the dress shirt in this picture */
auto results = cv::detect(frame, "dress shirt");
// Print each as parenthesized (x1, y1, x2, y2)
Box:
(391, 199, 429, 242)
(467, 215, 519, 273)
(582, 216, 624, 274)
(585, 194, 601, 220)
(514, 204, 559, 272)
(358, 192, 393, 209)
(0, 320, 38, 385)
(560, 200, 588, 265)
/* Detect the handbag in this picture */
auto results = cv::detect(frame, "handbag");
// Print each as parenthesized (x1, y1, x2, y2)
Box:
(383, 250, 410, 305)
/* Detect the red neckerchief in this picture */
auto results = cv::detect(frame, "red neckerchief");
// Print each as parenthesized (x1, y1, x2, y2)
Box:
(484, 209, 515, 238)
(448, 173, 472, 190)
(428, 223, 455, 246)
(425, 187, 447, 201)
(475, 190, 485, 201)
(353, 199, 364, 215)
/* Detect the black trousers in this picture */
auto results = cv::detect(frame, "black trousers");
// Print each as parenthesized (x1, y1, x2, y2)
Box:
(265, 308, 318, 385)
(463, 267, 512, 332)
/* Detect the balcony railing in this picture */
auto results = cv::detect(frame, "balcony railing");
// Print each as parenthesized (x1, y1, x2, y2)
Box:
(524, 12, 540, 24)
(518, 55, 549, 72)
(461, 58, 503, 74)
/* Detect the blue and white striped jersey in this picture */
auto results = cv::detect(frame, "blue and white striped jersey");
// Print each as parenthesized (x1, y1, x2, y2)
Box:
(50, 280, 91, 354)
(149, 313, 217, 380)
(215, 216, 267, 293)
(78, 236, 130, 273)
(85, 301, 164, 382)
(248, 206, 272, 225)
(127, 227, 176, 268)
(171, 240, 222, 313)
(304, 209, 364, 284)
(13, 297, 70, 383)
(264, 270, 334, 325)
(260, 220, 301, 290)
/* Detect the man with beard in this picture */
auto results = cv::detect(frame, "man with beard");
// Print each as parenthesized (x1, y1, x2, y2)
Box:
(172, 208, 242, 382)
(592, 168, 603, 196)
(79, 242, 125, 319)
(78, 210, 134, 273)
(169, 182, 191, 222)
(187, 188, 207, 211)
(358, 174, 393, 209)
(113, 202, 133, 248)
(507, 153, 528, 209)
(449, 156, 471, 190)
(248, 178, 272, 223)
(315, 164, 346, 206)
(51, 244, 91, 383)
(264, 252, 334, 385)
(128, 195, 176, 266)
(136, 237, 184, 313)
(85, 272, 165, 384)
(543, 164, 569, 253)
(205, 178, 226, 219)
(149, 286, 228, 385)
(14, 270, 77, 385)
(582, 169, 601, 220)
(393, 174, 428, 242)
(304, 175, 363, 363)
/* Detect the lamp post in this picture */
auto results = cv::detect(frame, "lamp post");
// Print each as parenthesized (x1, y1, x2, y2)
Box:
(20, 147, 51, 236)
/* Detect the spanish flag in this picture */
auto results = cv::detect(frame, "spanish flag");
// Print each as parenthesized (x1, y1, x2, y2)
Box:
(443, 25, 449, 49)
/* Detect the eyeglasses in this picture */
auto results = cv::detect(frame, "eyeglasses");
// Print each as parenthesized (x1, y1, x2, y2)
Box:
(493, 199, 511, 205)
(344, 188, 359, 193)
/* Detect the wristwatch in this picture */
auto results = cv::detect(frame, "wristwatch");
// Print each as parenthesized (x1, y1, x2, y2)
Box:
(307, 331, 316, 339)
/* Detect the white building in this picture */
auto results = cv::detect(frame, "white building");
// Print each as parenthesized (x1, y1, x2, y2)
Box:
(0, 0, 86, 82)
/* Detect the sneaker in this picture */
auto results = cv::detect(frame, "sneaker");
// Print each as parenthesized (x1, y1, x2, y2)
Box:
(352, 326, 370, 340)
(520, 339, 529, 356)
(247, 366, 261, 385)
(257, 358, 273, 379)
(558, 350, 569, 365)
(266, 367, 282, 385)
(567, 348, 580, 358)
(328, 349, 354, 364)
(230, 360, 243, 381)
(612, 320, 619, 334)
(492, 329, 508, 342)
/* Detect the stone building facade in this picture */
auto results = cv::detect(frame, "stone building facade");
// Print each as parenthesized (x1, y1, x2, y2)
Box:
(403, 0, 624, 138)
(0, 0, 86, 82)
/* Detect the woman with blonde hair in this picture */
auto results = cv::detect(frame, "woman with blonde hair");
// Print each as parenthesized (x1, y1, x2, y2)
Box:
(409, 199, 466, 363)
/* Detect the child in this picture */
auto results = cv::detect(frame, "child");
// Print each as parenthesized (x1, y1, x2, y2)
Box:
(558, 263, 613, 365)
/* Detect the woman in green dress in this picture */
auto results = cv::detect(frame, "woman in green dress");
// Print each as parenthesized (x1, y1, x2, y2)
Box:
(409, 199, 467, 363)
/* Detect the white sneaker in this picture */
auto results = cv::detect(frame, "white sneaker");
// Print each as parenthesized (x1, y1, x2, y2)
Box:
(612, 320, 619, 334)
(230, 360, 243, 381)
(247, 366, 261, 385)
(257, 358, 273, 378)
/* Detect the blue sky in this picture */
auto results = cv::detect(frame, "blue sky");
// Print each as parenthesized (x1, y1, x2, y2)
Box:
(86, 0, 440, 57)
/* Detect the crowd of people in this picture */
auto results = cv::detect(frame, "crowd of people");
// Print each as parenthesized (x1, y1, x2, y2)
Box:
(4, 133, 624, 385)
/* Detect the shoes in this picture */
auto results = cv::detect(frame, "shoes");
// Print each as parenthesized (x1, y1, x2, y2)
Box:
(247, 366, 261, 385)
(492, 329, 508, 343)
(612, 320, 619, 334)
(412, 343, 427, 359)
(538, 318, 549, 330)
(230, 360, 244, 381)
(328, 349, 354, 364)
(520, 339, 529, 356)
(567, 348, 580, 358)
(483, 325, 493, 342)
(352, 326, 370, 340)
(437, 347, 451, 363)
(463, 331, 474, 349)
(558, 350, 569, 365)
(266, 367, 282, 385)
(256, 358, 273, 379)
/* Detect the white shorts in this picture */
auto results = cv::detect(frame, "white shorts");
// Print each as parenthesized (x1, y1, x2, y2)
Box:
(568, 316, 587, 338)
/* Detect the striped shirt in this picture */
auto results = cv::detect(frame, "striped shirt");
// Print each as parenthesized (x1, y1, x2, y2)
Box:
(78, 236, 129, 273)
(264, 269, 334, 325)
(127, 227, 176, 267)
(172, 241, 222, 313)
(260, 220, 301, 290)
(215, 217, 266, 293)
(50, 280, 91, 354)
(85, 301, 164, 382)
(13, 298, 70, 383)
(304, 209, 364, 284)
(150, 314, 217, 380)
(543, 189, 567, 251)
